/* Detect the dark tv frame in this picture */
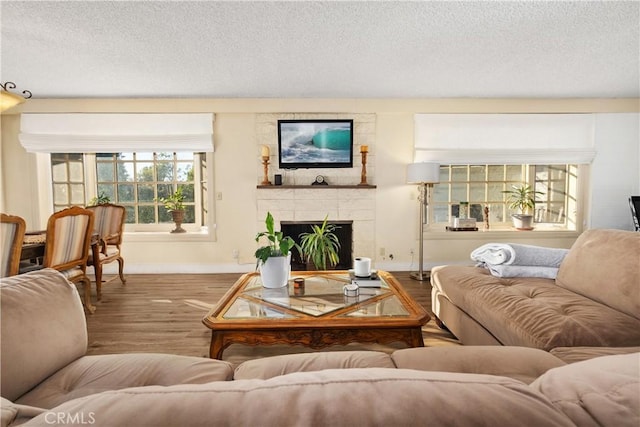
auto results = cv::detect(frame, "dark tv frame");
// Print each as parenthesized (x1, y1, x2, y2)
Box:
(277, 119, 354, 169)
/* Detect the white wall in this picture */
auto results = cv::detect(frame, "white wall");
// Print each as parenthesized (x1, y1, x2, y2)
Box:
(589, 113, 640, 230)
(1, 98, 638, 273)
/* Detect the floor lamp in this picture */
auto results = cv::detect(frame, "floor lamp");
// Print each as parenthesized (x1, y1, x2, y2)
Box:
(407, 162, 440, 281)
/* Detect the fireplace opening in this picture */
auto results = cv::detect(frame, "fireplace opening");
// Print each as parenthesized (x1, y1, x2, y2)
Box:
(281, 221, 353, 271)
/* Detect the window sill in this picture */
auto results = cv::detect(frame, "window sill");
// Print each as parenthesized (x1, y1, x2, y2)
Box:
(123, 228, 215, 243)
(425, 228, 580, 240)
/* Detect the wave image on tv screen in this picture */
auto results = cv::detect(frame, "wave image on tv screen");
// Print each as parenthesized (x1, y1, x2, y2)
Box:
(280, 122, 351, 165)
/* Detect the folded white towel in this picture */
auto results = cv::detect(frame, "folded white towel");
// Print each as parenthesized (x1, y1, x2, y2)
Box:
(487, 264, 560, 279)
(471, 243, 569, 268)
(470, 244, 514, 265)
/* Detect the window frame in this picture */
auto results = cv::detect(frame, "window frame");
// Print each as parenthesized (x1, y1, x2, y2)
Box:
(92, 152, 204, 233)
(39, 152, 216, 238)
(428, 163, 586, 232)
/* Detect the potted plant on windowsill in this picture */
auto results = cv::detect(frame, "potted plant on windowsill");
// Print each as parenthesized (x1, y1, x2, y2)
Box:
(255, 212, 296, 288)
(502, 184, 543, 230)
(87, 192, 111, 207)
(157, 188, 186, 233)
(298, 216, 340, 271)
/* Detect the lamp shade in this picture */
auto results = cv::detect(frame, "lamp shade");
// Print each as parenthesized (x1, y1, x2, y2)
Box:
(407, 162, 440, 184)
(0, 90, 26, 112)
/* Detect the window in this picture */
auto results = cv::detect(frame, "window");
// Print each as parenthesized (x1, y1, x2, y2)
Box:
(432, 164, 580, 230)
(51, 153, 86, 211)
(50, 152, 210, 232)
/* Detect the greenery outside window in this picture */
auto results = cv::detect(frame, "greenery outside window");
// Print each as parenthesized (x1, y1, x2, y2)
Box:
(431, 164, 580, 230)
(50, 152, 210, 232)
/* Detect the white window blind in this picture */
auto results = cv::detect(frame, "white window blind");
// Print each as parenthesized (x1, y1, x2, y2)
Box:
(414, 114, 596, 164)
(19, 113, 214, 153)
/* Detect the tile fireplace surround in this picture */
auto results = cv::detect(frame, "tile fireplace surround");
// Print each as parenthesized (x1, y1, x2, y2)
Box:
(256, 187, 376, 262)
(256, 113, 377, 262)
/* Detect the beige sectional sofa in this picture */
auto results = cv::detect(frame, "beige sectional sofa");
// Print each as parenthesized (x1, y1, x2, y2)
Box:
(2, 267, 639, 426)
(431, 228, 640, 350)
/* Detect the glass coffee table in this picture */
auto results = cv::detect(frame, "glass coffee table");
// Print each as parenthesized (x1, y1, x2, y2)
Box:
(202, 270, 430, 359)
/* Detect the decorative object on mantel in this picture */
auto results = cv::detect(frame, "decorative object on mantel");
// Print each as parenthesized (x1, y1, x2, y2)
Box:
(156, 187, 187, 233)
(406, 162, 440, 281)
(255, 212, 295, 288)
(358, 145, 369, 186)
(260, 145, 272, 185)
(311, 175, 328, 186)
(0, 81, 32, 112)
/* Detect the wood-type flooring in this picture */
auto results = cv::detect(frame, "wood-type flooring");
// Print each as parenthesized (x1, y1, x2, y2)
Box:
(85, 272, 460, 366)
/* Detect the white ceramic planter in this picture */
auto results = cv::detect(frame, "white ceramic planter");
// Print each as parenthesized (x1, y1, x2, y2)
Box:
(259, 252, 291, 288)
(511, 214, 534, 230)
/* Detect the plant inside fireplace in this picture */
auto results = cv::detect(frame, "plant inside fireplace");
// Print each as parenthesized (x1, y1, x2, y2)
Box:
(298, 216, 341, 270)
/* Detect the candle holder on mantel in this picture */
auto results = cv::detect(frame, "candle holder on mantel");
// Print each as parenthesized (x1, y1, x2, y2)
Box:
(261, 156, 272, 185)
(358, 145, 369, 186)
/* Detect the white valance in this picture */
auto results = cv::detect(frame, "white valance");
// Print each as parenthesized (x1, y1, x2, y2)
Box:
(414, 114, 596, 165)
(19, 113, 214, 153)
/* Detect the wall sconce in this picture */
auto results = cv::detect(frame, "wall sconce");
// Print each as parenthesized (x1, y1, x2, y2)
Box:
(406, 162, 440, 281)
(1, 82, 32, 112)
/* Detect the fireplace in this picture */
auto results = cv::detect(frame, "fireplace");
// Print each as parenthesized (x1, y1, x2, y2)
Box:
(281, 221, 353, 271)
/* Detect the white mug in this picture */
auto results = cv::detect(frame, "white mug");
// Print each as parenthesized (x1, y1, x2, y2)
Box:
(354, 257, 372, 277)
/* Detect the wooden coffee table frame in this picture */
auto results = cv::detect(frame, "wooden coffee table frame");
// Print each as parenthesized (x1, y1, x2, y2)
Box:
(202, 270, 430, 359)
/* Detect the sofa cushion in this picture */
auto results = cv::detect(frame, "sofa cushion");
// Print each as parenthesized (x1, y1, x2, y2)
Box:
(15, 353, 234, 410)
(391, 346, 565, 384)
(549, 346, 640, 364)
(530, 353, 640, 427)
(1, 397, 46, 427)
(431, 265, 640, 350)
(556, 229, 640, 319)
(234, 350, 395, 379)
(1, 269, 87, 401)
(24, 368, 574, 427)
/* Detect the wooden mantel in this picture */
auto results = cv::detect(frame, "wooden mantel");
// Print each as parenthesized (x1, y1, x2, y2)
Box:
(256, 184, 376, 189)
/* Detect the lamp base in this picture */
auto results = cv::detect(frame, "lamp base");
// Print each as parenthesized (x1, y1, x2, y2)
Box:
(409, 271, 430, 281)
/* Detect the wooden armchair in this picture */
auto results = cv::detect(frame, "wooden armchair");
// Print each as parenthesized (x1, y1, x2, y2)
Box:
(1, 213, 26, 277)
(86, 203, 126, 300)
(43, 206, 96, 313)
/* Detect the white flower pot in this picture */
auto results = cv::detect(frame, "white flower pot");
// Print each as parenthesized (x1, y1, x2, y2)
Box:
(259, 252, 291, 288)
(511, 214, 534, 230)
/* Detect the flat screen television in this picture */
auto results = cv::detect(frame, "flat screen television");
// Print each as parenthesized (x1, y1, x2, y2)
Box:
(278, 119, 353, 169)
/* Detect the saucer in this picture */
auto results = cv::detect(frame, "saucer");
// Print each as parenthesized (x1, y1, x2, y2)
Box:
(348, 269, 377, 279)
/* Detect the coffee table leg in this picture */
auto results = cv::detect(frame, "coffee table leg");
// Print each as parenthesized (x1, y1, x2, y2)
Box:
(209, 332, 226, 359)
(410, 327, 424, 347)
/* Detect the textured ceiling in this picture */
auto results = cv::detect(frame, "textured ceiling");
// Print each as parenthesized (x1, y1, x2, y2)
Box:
(1, 1, 639, 99)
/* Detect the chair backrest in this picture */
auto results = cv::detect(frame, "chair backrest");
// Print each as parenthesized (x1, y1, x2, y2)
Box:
(0, 213, 26, 277)
(44, 207, 95, 272)
(86, 203, 125, 245)
(630, 196, 640, 231)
